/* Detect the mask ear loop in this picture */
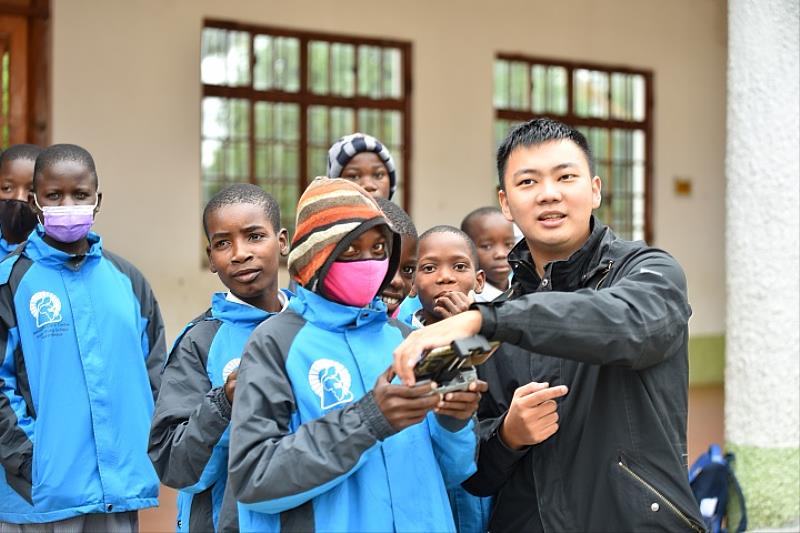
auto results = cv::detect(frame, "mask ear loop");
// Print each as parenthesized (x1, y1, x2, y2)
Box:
(32, 194, 45, 226)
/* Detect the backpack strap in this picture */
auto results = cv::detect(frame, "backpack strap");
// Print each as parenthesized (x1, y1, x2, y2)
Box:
(724, 452, 748, 533)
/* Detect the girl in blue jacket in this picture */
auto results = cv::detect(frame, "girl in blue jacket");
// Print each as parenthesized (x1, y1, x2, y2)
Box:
(228, 178, 486, 533)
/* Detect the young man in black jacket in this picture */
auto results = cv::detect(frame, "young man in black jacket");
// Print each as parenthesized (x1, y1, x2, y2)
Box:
(393, 118, 707, 532)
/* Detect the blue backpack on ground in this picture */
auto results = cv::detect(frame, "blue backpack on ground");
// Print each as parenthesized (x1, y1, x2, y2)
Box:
(688, 444, 747, 533)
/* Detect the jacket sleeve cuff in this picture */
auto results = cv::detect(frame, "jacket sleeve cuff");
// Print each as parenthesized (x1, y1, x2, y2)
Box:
(208, 386, 232, 421)
(482, 414, 529, 464)
(472, 302, 498, 339)
(355, 391, 397, 441)
(435, 413, 470, 433)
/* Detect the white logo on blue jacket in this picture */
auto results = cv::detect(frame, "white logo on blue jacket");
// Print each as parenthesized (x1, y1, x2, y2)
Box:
(308, 359, 354, 410)
(222, 358, 240, 382)
(29, 291, 63, 328)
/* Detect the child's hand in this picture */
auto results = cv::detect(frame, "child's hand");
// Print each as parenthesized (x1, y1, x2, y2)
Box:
(373, 367, 441, 431)
(224, 370, 238, 404)
(435, 379, 488, 420)
(433, 291, 473, 318)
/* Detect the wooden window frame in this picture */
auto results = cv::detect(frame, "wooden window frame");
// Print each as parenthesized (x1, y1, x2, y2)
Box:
(202, 19, 413, 214)
(495, 53, 654, 243)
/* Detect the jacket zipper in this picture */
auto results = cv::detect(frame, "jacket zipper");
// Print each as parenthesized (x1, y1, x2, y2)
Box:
(618, 460, 703, 532)
(595, 260, 613, 289)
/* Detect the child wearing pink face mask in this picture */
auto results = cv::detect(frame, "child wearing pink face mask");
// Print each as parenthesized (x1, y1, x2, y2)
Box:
(228, 177, 486, 533)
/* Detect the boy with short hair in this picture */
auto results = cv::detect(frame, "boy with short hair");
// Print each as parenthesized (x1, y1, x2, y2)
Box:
(149, 184, 290, 533)
(375, 198, 418, 319)
(410, 225, 492, 532)
(412, 225, 485, 327)
(327, 132, 397, 200)
(0, 145, 42, 255)
(228, 178, 484, 533)
(0, 144, 165, 530)
(461, 207, 517, 302)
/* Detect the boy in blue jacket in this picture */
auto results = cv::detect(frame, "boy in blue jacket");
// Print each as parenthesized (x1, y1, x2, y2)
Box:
(0, 144, 166, 530)
(0, 145, 41, 256)
(149, 184, 290, 533)
(228, 178, 486, 533)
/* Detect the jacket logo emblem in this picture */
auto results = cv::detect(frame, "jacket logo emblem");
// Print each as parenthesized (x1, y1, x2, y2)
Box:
(222, 358, 240, 382)
(308, 359, 354, 410)
(29, 291, 63, 328)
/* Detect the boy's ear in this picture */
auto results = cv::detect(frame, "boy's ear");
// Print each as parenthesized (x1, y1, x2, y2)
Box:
(206, 245, 217, 274)
(474, 269, 486, 294)
(94, 192, 103, 214)
(278, 228, 289, 256)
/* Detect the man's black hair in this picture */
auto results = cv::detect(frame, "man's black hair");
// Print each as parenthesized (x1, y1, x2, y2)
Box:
(203, 183, 282, 238)
(0, 144, 42, 167)
(460, 206, 505, 239)
(496, 118, 594, 189)
(33, 144, 98, 189)
(376, 198, 418, 240)
(418, 224, 479, 266)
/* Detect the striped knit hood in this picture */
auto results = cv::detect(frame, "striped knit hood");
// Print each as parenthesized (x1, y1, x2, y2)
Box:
(287, 177, 401, 296)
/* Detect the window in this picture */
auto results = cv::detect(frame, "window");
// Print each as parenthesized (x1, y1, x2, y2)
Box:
(201, 21, 412, 233)
(494, 55, 652, 242)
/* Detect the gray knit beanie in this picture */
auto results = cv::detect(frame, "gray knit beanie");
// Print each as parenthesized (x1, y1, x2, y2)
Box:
(326, 133, 397, 199)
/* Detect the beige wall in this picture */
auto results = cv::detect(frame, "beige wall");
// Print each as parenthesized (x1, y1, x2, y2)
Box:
(51, 0, 727, 341)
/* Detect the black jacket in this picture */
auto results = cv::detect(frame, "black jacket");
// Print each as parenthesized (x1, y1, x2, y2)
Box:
(464, 218, 706, 532)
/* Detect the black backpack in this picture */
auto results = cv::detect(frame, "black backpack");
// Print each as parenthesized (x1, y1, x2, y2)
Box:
(688, 444, 747, 533)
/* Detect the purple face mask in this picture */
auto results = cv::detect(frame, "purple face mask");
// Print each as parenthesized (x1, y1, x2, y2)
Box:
(34, 196, 98, 243)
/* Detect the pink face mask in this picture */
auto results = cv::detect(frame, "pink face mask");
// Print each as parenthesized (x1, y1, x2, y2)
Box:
(322, 258, 389, 307)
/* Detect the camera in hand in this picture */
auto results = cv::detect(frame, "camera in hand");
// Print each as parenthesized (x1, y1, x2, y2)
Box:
(414, 335, 500, 395)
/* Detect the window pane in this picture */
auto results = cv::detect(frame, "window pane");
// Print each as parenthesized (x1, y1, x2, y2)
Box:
(202, 28, 250, 86)
(359, 45, 381, 98)
(332, 43, 355, 97)
(632, 75, 646, 121)
(309, 41, 330, 95)
(509, 61, 529, 110)
(358, 108, 381, 138)
(253, 35, 272, 90)
(254, 36, 299, 91)
(531, 65, 546, 113)
(574, 69, 609, 118)
(494, 60, 509, 108)
(330, 107, 354, 139)
(382, 111, 402, 146)
(382, 48, 403, 98)
(308, 147, 328, 178)
(254, 101, 272, 141)
(308, 105, 329, 145)
(547, 66, 567, 114)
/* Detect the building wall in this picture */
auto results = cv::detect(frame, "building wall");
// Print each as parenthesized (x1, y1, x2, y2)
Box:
(50, 0, 727, 340)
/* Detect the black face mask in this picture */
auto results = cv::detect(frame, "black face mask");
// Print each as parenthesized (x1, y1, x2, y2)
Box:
(0, 199, 39, 244)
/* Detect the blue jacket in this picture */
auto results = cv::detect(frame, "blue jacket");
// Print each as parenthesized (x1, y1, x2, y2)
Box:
(407, 315, 493, 533)
(228, 287, 477, 533)
(149, 291, 290, 533)
(0, 226, 166, 523)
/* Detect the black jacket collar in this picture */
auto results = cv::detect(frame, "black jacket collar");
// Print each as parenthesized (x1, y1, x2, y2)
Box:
(508, 215, 610, 293)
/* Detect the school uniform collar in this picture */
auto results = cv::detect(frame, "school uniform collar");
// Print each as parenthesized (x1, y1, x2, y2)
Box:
(508, 215, 608, 292)
(289, 285, 388, 331)
(411, 309, 427, 328)
(23, 224, 102, 270)
(212, 289, 291, 326)
(474, 282, 505, 302)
